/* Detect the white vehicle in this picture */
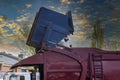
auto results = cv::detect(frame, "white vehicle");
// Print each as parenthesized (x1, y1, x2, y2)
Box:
(0, 70, 6, 80)
(3, 72, 40, 80)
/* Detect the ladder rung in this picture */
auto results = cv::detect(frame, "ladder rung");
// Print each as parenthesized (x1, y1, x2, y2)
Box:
(94, 57, 102, 59)
(95, 75, 103, 78)
(95, 70, 103, 73)
(95, 68, 102, 69)
(93, 54, 102, 57)
(94, 64, 102, 67)
(95, 72, 102, 74)
(93, 55, 102, 56)
(94, 59, 102, 61)
(95, 73, 102, 75)
(95, 69, 102, 72)
(95, 70, 102, 72)
(93, 57, 102, 58)
(95, 67, 102, 68)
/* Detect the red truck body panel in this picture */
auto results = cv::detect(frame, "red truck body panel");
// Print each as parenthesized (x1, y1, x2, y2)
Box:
(11, 48, 120, 80)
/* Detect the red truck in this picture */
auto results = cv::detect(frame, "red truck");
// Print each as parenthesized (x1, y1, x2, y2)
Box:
(6, 7, 120, 80)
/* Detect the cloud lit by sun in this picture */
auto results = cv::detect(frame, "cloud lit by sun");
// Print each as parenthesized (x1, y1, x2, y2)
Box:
(0, 0, 120, 55)
(60, 0, 75, 5)
(25, 4, 32, 8)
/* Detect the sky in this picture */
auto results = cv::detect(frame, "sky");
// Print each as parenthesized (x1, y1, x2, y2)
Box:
(0, 0, 120, 56)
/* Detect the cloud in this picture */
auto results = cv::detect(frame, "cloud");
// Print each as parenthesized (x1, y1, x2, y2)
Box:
(0, 22, 6, 27)
(72, 13, 90, 26)
(7, 21, 20, 29)
(74, 19, 89, 25)
(80, 0, 84, 3)
(73, 7, 81, 13)
(0, 44, 21, 56)
(16, 13, 30, 22)
(73, 35, 87, 40)
(60, 0, 75, 5)
(55, 4, 70, 14)
(7, 22, 26, 41)
(25, 4, 32, 8)
(110, 18, 119, 23)
(0, 15, 8, 34)
(0, 15, 7, 22)
(0, 21, 25, 40)
(0, 14, 30, 43)
(18, 9, 26, 13)
(0, 15, 32, 55)
(16, 16, 29, 22)
(49, 6, 55, 9)
(0, 27, 7, 33)
(73, 31, 87, 40)
(61, 0, 69, 3)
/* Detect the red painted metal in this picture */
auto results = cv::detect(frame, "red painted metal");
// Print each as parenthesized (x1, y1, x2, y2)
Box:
(88, 50, 120, 80)
(11, 48, 120, 80)
(44, 48, 87, 80)
(11, 53, 44, 68)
